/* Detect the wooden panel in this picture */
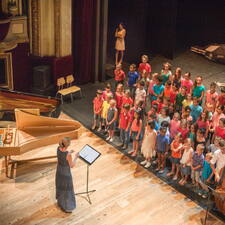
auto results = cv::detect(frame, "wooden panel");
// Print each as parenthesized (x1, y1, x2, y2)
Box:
(0, 111, 81, 156)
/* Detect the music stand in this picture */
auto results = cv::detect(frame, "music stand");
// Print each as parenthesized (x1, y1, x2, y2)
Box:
(201, 184, 216, 225)
(75, 144, 101, 204)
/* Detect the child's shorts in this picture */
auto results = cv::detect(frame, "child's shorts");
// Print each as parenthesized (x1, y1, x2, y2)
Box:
(156, 148, 166, 154)
(94, 114, 101, 120)
(170, 157, 181, 164)
(107, 121, 116, 131)
(131, 131, 141, 141)
(191, 170, 200, 183)
(180, 165, 191, 175)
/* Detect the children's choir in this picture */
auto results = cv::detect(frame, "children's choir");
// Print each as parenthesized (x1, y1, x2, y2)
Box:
(92, 55, 225, 199)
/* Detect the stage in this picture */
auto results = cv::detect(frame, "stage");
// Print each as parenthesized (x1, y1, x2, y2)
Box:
(0, 114, 223, 225)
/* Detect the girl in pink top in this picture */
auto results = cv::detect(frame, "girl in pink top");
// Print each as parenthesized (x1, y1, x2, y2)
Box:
(209, 105, 225, 143)
(129, 110, 143, 157)
(196, 110, 209, 137)
(181, 72, 193, 94)
(167, 133, 183, 180)
(170, 112, 181, 139)
(172, 67, 182, 88)
(177, 119, 189, 142)
(205, 82, 218, 111)
(213, 118, 225, 141)
(211, 105, 225, 128)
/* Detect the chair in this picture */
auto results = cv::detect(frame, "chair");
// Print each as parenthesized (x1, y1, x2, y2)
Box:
(56, 77, 68, 104)
(66, 75, 82, 99)
(56, 75, 82, 104)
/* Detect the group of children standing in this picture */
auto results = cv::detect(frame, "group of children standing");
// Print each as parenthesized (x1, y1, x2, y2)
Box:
(92, 55, 225, 199)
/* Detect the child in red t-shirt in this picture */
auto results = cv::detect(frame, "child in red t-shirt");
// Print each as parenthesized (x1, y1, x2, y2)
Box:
(122, 89, 133, 107)
(115, 83, 124, 111)
(138, 55, 151, 77)
(119, 104, 131, 150)
(102, 83, 113, 100)
(170, 84, 178, 104)
(152, 96, 163, 113)
(129, 109, 143, 157)
(164, 80, 172, 98)
(167, 133, 183, 180)
(92, 90, 103, 130)
(114, 64, 126, 89)
(177, 119, 189, 142)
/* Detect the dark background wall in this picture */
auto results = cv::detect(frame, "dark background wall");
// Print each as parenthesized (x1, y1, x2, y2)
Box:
(108, 0, 150, 63)
(108, 0, 225, 61)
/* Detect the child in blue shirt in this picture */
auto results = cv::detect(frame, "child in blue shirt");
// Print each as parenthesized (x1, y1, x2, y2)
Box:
(127, 64, 139, 98)
(199, 153, 213, 198)
(192, 76, 205, 105)
(152, 75, 164, 101)
(148, 114, 159, 131)
(190, 97, 203, 123)
(155, 127, 170, 173)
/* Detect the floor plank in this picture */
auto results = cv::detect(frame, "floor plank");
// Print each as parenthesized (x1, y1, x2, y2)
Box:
(0, 114, 223, 225)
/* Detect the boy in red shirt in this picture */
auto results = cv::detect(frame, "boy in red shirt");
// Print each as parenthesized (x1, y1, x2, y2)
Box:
(92, 90, 103, 130)
(114, 64, 126, 89)
(119, 104, 131, 150)
(138, 55, 151, 77)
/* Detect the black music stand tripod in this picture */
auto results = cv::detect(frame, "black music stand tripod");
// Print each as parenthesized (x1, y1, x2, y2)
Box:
(75, 163, 96, 204)
(75, 144, 101, 205)
(201, 185, 216, 225)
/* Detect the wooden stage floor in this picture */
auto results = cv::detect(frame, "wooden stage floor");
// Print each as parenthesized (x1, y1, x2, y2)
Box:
(0, 114, 223, 225)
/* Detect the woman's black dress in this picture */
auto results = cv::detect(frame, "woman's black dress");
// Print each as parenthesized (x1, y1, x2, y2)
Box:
(55, 148, 76, 212)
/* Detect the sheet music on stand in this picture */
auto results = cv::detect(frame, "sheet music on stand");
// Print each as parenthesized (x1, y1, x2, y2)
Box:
(79, 144, 101, 165)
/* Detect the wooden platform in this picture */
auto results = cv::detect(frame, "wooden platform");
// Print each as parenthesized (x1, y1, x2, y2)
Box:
(0, 114, 223, 225)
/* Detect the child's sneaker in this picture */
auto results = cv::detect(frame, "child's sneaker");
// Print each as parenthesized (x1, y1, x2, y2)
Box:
(140, 160, 147, 165)
(202, 193, 208, 199)
(159, 169, 164, 174)
(145, 162, 151, 168)
(167, 172, 174, 177)
(109, 138, 114, 142)
(173, 176, 178, 181)
(106, 136, 111, 141)
(197, 190, 203, 196)
(122, 144, 127, 150)
(97, 127, 102, 132)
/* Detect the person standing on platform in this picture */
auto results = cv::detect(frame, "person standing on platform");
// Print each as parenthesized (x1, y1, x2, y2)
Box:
(56, 137, 79, 213)
(115, 23, 126, 65)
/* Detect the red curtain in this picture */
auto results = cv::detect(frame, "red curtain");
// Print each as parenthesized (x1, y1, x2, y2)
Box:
(72, 0, 97, 84)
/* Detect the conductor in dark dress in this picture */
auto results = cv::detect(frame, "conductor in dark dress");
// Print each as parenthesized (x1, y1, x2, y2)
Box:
(55, 137, 79, 213)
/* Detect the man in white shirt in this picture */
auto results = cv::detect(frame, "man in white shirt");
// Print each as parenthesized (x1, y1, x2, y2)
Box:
(210, 140, 225, 182)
